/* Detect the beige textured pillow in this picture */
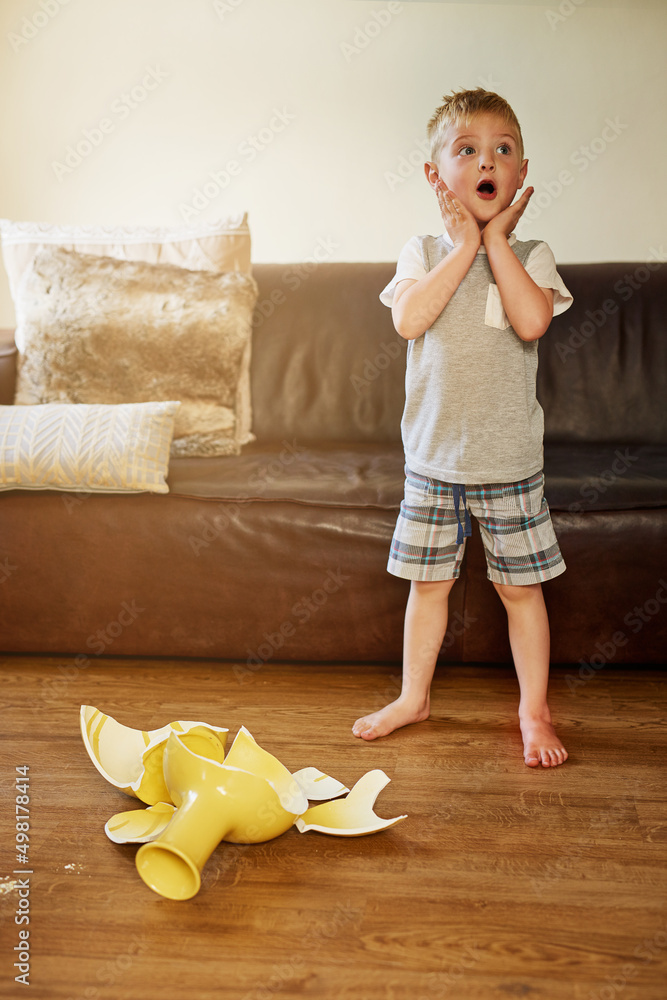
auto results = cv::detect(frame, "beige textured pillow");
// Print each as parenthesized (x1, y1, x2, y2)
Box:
(0, 401, 180, 494)
(1, 214, 251, 350)
(14, 247, 258, 457)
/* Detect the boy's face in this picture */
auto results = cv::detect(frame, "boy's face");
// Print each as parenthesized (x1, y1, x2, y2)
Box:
(426, 112, 528, 231)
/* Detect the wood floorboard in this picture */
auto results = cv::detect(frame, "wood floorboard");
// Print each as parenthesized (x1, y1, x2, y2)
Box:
(1, 657, 665, 1000)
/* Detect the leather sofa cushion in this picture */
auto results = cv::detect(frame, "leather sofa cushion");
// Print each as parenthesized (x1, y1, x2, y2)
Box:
(167, 441, 667, 513)
(3, 261, 666, 450)
(248, 262, 667, 447)
(543, 443, 667, 512)
(1, 482, 664, 663)
(538, 262, 667, 445)
(167, 443, 405, 507)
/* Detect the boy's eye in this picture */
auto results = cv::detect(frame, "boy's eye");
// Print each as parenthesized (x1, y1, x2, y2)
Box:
(497, 144, 512, 154)
(458, 145, 475, 156)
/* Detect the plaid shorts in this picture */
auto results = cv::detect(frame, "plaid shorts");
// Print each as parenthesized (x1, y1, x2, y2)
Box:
(388, 467, 566, 585)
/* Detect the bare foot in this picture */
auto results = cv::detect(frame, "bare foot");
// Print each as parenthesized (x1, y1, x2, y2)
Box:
(520, 715, 568, 768)
(352, 696, 430, 741)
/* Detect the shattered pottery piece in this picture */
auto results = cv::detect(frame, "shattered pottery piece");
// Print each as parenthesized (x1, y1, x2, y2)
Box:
(79, 705, 229, 805)
(222, 727, 311, 811)
(135, 728, 309, 900)
(295, 769, 407, 836)
(105, 802, 176, 844)
(292, 767, 349, 801)
(82, 708, 408, 900)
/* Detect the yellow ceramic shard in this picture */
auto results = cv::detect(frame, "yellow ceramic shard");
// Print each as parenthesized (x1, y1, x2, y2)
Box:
(82, 712, 409, 899)
(222, 727, 309, 814)
(295, 769, 407, 836)
(105, 802, 176, 844)
(79, 706, 228, 805)
(135, 729, 309, 900)
(292, 767, 349, 801)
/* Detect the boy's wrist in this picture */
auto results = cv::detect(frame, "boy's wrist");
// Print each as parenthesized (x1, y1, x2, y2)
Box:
(482, 229, 510, 251)
(451, 236, 481, 254)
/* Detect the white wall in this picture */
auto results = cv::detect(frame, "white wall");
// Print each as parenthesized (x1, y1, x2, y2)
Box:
(0, 0, 665, 327)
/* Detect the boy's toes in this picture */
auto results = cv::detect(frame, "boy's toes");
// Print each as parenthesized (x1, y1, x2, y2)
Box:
(520, 720, 568, 769)
(352, 717, 374, 739)
(535, 747, 568, 767)
(524, 745, 569, 767)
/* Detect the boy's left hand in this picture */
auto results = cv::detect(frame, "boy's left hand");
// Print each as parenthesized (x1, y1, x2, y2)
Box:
(481, 186, 534, 246)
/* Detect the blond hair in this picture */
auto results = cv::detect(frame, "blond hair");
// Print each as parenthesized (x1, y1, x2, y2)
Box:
(427, 88, 524, 162)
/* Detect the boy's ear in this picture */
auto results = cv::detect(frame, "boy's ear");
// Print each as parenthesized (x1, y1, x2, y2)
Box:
(424, 161, 440, 189)
(517, 158, 529, 189)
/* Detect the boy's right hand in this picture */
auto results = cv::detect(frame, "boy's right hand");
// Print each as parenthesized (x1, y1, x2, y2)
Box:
(436, 180, 481, 252)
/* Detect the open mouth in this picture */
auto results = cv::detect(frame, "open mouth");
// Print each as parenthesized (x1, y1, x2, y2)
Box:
(476, 180, 496, 199)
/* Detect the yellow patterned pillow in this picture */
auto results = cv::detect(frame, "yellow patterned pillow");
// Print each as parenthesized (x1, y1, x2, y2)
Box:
(0, 401, 180, 493)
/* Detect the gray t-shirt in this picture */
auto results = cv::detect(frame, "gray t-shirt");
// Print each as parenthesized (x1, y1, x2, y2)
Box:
(399, 235, 553, 484)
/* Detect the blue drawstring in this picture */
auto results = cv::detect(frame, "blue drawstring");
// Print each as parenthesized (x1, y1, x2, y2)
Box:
(452, 484, 472, 545)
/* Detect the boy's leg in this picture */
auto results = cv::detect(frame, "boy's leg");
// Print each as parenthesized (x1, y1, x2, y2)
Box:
(352, 578, 455, 741)
(492, 581, 568, 768)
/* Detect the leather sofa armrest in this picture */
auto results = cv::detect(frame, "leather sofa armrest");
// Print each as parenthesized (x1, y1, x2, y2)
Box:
(0, 329, 17, 404)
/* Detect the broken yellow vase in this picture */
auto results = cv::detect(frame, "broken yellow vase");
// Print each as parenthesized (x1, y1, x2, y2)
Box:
(105, 802, 176, 844)
(135, 727, 309, 900)
(295, 769, 407, 836)
(79, 705, 228, 806)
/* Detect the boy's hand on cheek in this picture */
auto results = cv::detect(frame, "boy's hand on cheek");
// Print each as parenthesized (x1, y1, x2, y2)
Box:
(436, 180, 481, 252)
(482, 187, 534, 246)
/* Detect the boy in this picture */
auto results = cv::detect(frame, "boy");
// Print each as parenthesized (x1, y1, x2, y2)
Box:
(353, 89, 573, 767)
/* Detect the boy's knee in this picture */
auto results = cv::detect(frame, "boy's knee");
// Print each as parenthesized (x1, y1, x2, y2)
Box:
(493, 580, 541, 601)
(412, 578, 456, 597)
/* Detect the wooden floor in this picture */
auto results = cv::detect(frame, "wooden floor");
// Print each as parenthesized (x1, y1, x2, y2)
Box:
(1, 656, 666, 1000)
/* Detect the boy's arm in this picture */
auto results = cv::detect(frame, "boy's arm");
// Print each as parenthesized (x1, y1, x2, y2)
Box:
(482, 187, 554, 342)
(392, 181, 480, 341)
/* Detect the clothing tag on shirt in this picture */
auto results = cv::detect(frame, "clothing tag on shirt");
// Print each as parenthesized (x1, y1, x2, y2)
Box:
(484, 284, 511, 330)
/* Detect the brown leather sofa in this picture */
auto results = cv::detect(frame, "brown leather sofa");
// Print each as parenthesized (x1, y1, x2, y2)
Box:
(1, 261, 665, 667)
